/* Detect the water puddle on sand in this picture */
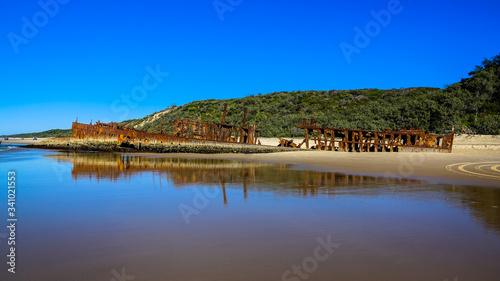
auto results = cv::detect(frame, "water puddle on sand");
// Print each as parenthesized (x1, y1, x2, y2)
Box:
(0, 151, 499, 281)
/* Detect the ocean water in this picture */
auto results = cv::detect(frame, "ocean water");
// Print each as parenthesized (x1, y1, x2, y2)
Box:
(0, 146, 499, 281)
(0, 143, 22, 152)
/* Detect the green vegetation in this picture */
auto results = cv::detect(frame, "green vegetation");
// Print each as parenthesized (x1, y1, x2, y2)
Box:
(123, 53, 498, 137)
(1, 129, 73, 138)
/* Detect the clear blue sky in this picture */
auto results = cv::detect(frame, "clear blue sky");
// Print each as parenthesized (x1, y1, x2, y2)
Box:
(1, 0, 499, 134)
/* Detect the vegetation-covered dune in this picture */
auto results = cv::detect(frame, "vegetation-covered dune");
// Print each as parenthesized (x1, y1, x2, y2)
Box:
(124, 54, 500, 137)
(1, 129, 73, 138)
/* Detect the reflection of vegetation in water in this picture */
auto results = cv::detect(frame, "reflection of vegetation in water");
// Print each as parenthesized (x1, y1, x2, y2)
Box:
(46, 153, 500, 234)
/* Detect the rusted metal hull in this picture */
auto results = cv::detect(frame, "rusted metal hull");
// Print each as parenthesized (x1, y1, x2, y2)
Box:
(71, 103, 260, 146)
(72, 121, 197, 145)
(293, 119, 454, 153)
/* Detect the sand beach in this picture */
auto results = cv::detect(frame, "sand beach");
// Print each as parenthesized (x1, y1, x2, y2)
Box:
(11, 134, 500, 188)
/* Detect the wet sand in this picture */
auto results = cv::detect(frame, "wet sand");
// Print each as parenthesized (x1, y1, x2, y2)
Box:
(12, 136, 500, 187)
(135, 149, 500, 188)
(3, 144, 500, 281)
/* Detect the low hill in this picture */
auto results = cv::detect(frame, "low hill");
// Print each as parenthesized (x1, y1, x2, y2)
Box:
(1, 129, 73, 138)
(121, 53, 497, 137)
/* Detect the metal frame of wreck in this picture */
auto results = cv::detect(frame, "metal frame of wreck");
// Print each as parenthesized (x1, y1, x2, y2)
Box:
(71, 103, 260, 145)
(294, 119, 455, 153)
(173, 105, 259, 144)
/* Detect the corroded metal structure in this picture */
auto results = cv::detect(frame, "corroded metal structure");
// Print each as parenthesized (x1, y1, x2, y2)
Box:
(72, 104, 260, 145)
(172, 106, 260, 144)
(293, 119, 455, 153)
(277, 137, 299, 148)
(72, 121, 192, 145)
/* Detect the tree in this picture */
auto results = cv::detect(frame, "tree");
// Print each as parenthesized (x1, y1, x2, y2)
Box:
(465, 67, 495, 122)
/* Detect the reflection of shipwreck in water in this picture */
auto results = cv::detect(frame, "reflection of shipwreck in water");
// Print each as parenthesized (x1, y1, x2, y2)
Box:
(47, 153, 500, 233)
(51, 153, 271, 186)
(280, 119, 455, 153)
(48, 153, 422, 192)
(71, 103, 260, 146)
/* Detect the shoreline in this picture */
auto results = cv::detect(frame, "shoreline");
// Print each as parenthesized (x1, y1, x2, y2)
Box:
(21, 138, 294, 154)
(2, 138, 51, 145)
(8, 137, 500, 188)
(5, 134, 500, 148)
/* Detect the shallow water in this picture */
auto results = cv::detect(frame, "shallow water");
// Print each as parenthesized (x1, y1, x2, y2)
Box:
(0, 147, 500, 281)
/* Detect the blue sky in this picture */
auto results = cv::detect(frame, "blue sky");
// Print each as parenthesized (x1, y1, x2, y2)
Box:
(1, 0, 499, 134)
